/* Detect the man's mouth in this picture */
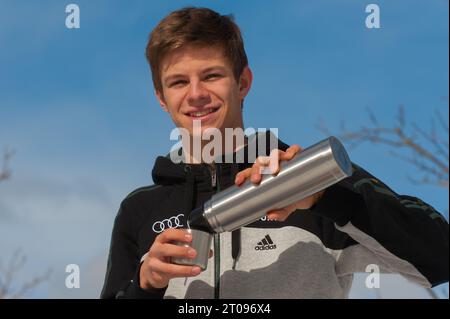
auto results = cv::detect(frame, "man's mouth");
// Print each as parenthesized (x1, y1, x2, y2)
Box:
(186, 107, 220, 118)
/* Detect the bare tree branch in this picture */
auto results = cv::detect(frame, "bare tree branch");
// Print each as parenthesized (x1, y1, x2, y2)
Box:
(436, 110, 449, 134)
(412, 122, 448, 162)
(0, 248, 52, 299)
(10, 269, 52, 299)
(0, 148, 14, 182)
(0, 148, 52, 298)
(318, 103, 449, 189)
(367, 107, 379, 127)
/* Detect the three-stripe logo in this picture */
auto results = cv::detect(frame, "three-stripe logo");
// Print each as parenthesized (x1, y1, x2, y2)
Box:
(255, 234, 277, 250)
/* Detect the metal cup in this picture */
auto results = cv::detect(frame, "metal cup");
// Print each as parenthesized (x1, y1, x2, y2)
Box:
(171, 228, 213, 271)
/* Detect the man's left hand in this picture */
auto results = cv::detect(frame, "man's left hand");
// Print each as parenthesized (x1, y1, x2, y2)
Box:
(234, 144, 325, 221)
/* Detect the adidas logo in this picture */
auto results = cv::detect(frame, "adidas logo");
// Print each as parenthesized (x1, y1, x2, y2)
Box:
(255, 234, 277, 250)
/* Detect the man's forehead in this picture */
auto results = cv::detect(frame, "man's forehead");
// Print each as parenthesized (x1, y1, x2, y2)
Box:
(161, 45, 231, 74)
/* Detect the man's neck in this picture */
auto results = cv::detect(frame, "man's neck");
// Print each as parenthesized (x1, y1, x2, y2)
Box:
(182, 131, 248, 164)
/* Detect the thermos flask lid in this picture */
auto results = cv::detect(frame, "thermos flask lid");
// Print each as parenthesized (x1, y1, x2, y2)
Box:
(329, 136, 353, 177)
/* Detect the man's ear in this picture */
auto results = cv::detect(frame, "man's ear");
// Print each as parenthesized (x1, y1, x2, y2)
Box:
(155, 89, 169, 112)
(238, 66, 253, 100)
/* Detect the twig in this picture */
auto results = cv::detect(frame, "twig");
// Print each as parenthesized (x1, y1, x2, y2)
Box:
(0, 249, 51, 299)
(318, 105, 449, 189)
(0, 148, 14, 182)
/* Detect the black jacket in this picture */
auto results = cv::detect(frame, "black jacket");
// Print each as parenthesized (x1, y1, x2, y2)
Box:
(101, 132, 449, 299)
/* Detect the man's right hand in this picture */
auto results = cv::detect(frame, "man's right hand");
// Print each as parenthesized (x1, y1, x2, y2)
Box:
(139, 228, 202, 290)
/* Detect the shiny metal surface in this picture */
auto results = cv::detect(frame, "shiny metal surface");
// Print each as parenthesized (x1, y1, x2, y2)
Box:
(204, 136, 352, 233)
(171, 228, 212, 271)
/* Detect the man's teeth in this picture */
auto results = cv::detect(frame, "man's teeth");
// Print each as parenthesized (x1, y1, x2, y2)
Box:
(189, 109, 216, 117)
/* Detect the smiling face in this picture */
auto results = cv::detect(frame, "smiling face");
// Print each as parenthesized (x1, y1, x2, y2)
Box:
(156, 45, 252, 136)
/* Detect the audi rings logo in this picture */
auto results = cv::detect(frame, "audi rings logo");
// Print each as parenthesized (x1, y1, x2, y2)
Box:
(152, 214, 185, 233)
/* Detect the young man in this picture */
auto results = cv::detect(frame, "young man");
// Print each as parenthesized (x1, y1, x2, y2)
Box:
(101, 7, 449, 299)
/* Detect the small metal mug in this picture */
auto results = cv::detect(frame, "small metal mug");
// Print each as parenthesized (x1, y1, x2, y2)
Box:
(171, 228, 213, 271)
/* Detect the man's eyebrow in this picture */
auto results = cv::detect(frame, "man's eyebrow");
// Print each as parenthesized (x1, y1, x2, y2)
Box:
(163, 66, 228, 85)
(201, 66, 227, 74)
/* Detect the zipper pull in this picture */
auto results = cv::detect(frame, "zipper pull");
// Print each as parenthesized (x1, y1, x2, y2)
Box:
(210, 164, 217, 188)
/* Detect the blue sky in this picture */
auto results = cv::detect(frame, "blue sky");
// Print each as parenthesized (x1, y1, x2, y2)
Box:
(0, 0, 448, 298)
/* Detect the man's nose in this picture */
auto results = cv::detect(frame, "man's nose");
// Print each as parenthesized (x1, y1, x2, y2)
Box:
(187, 80, 210, 106)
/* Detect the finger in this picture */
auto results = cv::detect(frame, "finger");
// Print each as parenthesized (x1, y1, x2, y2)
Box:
(268, 149, 282, 175)
(267, 208, 290, 222)
(266, 210, 280, 221)
(234, 168, 251, 186)
(149, 257, 202, 277)
(256, 155, 271, 166)
(287, 144, 302, 154)
(148, 270, 166, 286)
(156, 228, 192, 244)
(208, 249, 214, 258)
(279, 145, 302, 161)
(251, 157, 269, 184)
(154, 243, 197, 259)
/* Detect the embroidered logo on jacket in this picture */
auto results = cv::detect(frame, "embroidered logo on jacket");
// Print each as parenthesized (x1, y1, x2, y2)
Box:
(255, 234, 277, 250)
(152, 213, 184, 233)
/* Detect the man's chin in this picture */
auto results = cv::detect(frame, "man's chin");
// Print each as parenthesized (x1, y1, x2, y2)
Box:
(187, 126, 221, 138)
(185, 122, 222, 135)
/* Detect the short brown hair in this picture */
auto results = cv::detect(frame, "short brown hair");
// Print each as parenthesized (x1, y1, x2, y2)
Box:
(146, 7, 248, 93)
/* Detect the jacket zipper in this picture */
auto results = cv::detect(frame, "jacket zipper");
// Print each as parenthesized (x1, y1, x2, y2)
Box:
(210, 164, 217, 188)
(211, 163, 220, 299)
(213, 234, 220, 299)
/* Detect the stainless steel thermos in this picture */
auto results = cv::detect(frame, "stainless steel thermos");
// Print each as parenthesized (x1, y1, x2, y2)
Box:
(171, 136, 353, 270)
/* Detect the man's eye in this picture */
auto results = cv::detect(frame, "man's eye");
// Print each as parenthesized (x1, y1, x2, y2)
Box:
(205, 73, 223, 80)
(169, 80, 187, 87)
